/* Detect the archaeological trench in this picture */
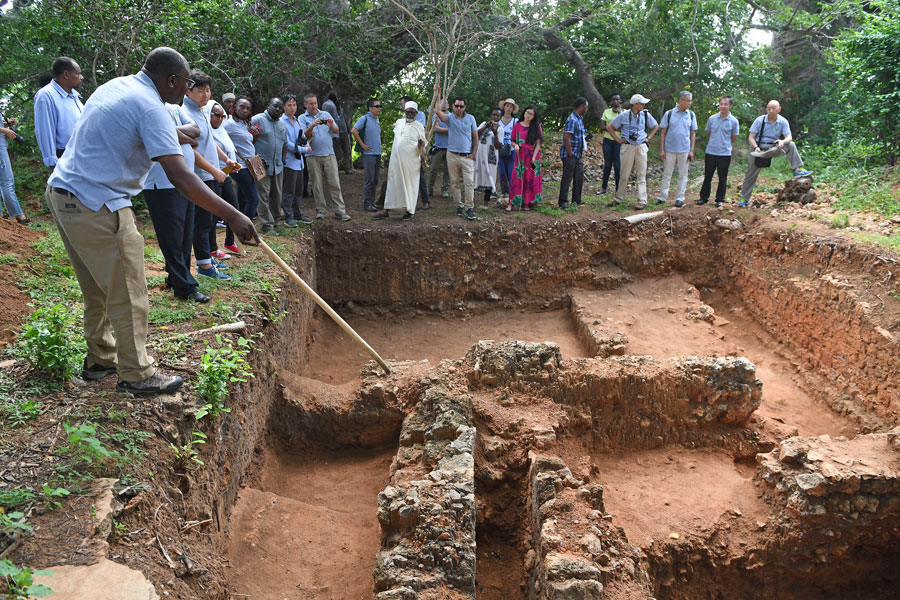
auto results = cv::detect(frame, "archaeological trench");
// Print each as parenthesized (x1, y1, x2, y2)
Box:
(39, 211, 900, 599)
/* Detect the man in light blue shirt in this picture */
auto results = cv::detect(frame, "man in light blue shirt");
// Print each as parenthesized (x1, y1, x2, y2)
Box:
(428, 99, 451, 198)
(699, 95, 740, 207)
(436, 96, 478, 219)
(33, 57, 84, 171)
(351, 98, 382, 211)
(656, 90, 698, 208)
(300, 93, 349, 220)
(739, 99, 812, 206)
(45, 47, 256, 395)
(280, 94, 312, 226)
(608, 94, 659, 209)
(251, 97, 289, 232)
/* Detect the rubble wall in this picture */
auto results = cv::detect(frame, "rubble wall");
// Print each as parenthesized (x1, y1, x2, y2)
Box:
(374, 383, 478, 599)
(525, 454, 652, 599)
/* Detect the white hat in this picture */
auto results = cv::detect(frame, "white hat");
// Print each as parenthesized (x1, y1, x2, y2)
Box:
(405, 101, 419, 112)
(629, 94, 650, 105)
(222, 92, 236, 102)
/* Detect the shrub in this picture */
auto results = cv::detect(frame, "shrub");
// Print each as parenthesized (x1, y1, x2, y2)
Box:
(13, 304, 85, 383)
(195, 335, 253, 420)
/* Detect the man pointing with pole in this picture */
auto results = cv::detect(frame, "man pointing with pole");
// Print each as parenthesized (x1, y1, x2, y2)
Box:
(45, 47, 258, 395)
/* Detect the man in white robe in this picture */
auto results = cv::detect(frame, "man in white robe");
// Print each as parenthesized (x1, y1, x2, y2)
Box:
(372, 102, 427, 221)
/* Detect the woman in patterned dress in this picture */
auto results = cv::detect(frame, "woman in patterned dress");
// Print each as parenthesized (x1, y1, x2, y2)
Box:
(509, 105, 543, 210)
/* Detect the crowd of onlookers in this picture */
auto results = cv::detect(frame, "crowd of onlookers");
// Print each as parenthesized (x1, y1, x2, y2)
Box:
(8, 47, 815, 395)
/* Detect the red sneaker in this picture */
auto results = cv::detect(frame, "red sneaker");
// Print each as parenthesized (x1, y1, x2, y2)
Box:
(210, 249, 231, 260)
(223, 244, 240, 254)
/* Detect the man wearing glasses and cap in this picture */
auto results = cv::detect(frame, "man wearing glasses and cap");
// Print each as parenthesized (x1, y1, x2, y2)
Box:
(607, 94, 659, 209)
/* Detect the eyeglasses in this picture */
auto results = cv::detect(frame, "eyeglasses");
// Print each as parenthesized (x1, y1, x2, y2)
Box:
(172, 73, 196, 88)
(372, 104, 382, 108)
(454, 104, 465, 108)
(211, 113, 226, 118)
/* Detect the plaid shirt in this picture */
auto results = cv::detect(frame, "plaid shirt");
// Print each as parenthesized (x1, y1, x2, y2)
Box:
(561, 111, 585, 159)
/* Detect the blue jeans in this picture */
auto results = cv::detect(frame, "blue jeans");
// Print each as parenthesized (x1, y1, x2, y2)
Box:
(0, 144, 23, 218)
(602, 137, 621, 191)
(497, 151, 515, 195)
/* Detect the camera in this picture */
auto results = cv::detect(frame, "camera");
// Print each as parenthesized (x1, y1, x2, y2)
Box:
(628, 132, 638, 142)
(584, 131, 594, 141)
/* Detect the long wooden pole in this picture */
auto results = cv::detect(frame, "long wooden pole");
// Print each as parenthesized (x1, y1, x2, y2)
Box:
(257, 240, 392, 375)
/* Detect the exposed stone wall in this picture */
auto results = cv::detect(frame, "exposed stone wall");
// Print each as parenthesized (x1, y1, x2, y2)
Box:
(568, 293, 626, 357)
(526, 454, 652, 599)
(374, 383, 478, 599)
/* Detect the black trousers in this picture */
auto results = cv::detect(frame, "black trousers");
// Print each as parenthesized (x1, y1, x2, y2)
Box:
(193, 180, 217, 264)
(145, 186, 198, 297)
(700, 154, 732, 203)
(220, 177, 240, 247)
(559, 155, 584, 206)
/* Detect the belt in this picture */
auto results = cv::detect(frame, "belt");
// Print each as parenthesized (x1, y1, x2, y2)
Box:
(52, 187, 74, 196)
(449, 150, 470, 156)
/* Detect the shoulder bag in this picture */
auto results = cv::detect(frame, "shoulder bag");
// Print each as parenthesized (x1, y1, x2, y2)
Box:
(237, 151, 267, 182)
(754, 118, 772, 168)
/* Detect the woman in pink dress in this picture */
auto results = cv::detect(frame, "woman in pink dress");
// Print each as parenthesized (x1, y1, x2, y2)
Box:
(509, 105, 543, 210)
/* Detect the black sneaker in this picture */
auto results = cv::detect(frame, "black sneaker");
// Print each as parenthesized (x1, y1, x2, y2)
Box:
(116, 371, 184, 395)
(456, 207, 464, 217)
(298, 214, 313, 224)
(82, 358, 117, 381)
(402, 211, 413, 221)
(176, 290, 211, 303)
(465, 208, 476, 221)
(696, 199, 708, 205)
(559, 202, 570, 209)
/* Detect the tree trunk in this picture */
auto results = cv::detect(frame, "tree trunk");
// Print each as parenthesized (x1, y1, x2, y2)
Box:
(540, 27, 607, 119)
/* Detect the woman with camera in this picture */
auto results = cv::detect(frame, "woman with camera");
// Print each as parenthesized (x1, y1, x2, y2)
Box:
(0, 110, 33, 225)
(496, 98, 518, 206)
(509, 105, 543, 210)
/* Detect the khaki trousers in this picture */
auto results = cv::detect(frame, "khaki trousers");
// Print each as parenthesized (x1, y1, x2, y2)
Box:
(307, 154, 347, 217)
(657, 151, 690, 203)
(616, 143, 648, 203)
(255, 171, 283, 227)
(447, 151, 475, 210)
(45, 186, 155, 382)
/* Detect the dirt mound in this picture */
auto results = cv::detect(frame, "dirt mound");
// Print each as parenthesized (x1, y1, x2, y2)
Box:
(0, 217, 42, 346)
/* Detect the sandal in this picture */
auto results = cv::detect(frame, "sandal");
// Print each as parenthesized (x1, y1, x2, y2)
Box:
(16, 217, 33, 226)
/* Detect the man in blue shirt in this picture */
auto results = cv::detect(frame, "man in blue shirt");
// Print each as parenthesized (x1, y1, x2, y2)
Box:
(251, 97, 289, 232)
(351, 98, 382, 212)
(436, 96, 478, 220)
(559, 97, 588, 209)
(33, 56, 84, 172)
(607, 94, 659, 209)
(300, 93, 350, 221)
(45, 47, 256, 395)
(739, 99, 812, 206)
(428, 99, 451, 198)
(699, 96, 740, 208)
(656, 90, 698, 208)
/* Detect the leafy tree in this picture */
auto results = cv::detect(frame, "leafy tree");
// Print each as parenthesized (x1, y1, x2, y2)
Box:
(829, 1, 900, 164)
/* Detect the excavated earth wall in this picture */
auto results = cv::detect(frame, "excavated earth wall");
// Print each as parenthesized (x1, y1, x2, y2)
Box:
(176, 212, 899, 599)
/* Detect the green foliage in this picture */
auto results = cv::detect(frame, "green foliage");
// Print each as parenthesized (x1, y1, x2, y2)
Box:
(0, 490, 35, 511)
(169, 431, 207, 469)
(195, 335, 254, 420)
(0, 560, 53, 599)
(12, 304, 85, 384)
(0, 512, 31, 537)
(830, 213, 850, 229)
(0, 254, 17, 265)
(59, 421, 113, 467)
(40, 485, 70, 511)
(829, 1, 900, 164)
(3, 398, 43, 428)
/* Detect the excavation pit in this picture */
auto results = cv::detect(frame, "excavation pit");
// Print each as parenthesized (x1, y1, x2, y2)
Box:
(219, 216, 900, 600)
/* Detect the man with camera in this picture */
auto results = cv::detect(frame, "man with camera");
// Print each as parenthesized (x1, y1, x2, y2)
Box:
(607, 94, 659, 209)
(300, 93, 350, 221)
(739, 99, 812, 207)
(1, 109, 32, 224)
(559, 97, 590, 209)
(351, 98, 383, 212)
(33, 56, 84, 173)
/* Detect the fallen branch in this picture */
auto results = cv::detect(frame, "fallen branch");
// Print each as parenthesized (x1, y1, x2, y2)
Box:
(181, 518, 213, 533)
(152, 321, 246, 344)
(623, 211, 665, 225)
(156, 535, 176, 569)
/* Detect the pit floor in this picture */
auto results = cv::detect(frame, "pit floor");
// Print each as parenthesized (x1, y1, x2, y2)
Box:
(229, 275, 862, 599)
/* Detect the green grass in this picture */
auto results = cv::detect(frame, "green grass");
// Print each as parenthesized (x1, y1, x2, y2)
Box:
(849, 232, 900, 252)
(829, 213, 851, 229)
(0, 253, 18, 265)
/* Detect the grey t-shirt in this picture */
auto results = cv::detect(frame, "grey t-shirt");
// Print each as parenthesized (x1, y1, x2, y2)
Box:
(443, 113, 477, 154)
